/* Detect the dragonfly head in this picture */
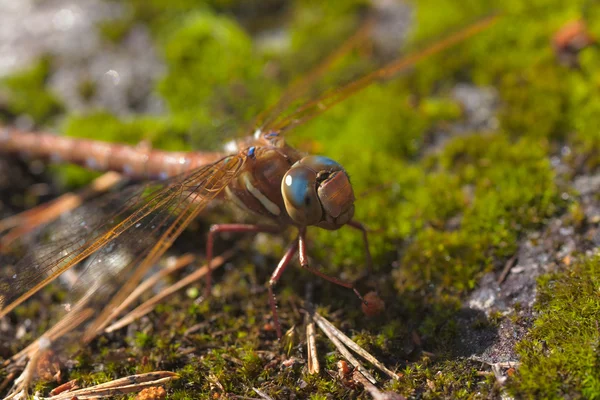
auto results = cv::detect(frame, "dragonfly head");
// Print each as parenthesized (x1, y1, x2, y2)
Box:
(282, 156, 355, 229)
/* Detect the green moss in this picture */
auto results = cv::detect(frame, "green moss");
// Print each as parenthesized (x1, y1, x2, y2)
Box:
(98, 16, 135, 44)
(0, 58, 63, 123)
(288, 0, 369, 68)
(499, 67, 567, 140)
(157, 12, 268, 127)
(133, 331, 155, 349)
(390, 358, 498, 399)
(508, 255, 600, 398)
(77, 79, 97, 102)
(115, 0, 212, 34)
(6, 0, 600, 398)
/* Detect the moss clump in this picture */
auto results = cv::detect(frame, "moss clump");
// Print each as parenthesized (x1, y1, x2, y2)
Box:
(389, 358, 498, 399)
(508, 256, 600, 398)
(498, 67, 567, 140)
(157, 11, 271, 133)
(0, 58, 63, 123)
(564, 42, 600, 171)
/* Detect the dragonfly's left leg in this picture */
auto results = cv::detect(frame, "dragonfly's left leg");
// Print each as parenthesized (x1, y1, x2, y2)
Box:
(297, 228, 367, 304)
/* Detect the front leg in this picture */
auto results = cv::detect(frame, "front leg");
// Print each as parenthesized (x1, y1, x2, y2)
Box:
(297, 228, 366, 304)
(267, 229, 367, 339)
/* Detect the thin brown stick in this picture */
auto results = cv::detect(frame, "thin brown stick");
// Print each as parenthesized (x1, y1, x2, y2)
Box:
(104, 250, 235, 333)
(305, 311, 320, 374)
(352, 370, 406, 400)
(497, 254, 518, 284)
(252, 387, 275, 400)
(312, 312, 377, 385)
(0, 372, 16, 394)
(313, 312, 399, 381)
(103, 253, 196, 324)
(42, 371, 178, 400)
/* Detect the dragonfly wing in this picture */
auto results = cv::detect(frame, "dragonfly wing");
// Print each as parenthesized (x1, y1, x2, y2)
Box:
(248, 18, 374, 136)
(0, 154, 245, 318)
(260, 15, 499, 137)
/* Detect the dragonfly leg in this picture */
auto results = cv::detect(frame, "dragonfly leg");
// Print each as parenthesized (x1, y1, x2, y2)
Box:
(268, 239, 299, 339)
(347, 220, 373, 273)
(205, 224, 280, 298)
(297, 228, 367, 305)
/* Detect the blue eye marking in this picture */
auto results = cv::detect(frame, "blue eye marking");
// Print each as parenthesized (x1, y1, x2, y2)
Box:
(313, 156, 340, 168)
(285, 170, 311, 207)
(248, 147, 256, 158)
(265, 131, 278, 138)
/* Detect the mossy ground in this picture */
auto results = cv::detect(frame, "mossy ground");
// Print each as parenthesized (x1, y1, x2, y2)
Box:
(1, 0, 600, 398)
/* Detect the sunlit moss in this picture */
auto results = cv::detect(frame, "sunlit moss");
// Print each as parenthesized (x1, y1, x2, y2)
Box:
(508, 255, 600, 398)
(0, 58, 63, 123)
(157, 12, 267, 129)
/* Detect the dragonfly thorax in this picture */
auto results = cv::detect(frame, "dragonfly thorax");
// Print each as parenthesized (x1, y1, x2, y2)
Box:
(282, 156, 355, 230)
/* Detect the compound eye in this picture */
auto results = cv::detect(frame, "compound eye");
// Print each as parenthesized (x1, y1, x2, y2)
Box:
(300, 155, 342, 173)
(282, 166, 323, 226)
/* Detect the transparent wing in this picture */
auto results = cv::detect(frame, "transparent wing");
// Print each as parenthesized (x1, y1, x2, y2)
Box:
(0, 154, 245, 318)
(257, 15, 499, 137)
(248, 18, 375, 136)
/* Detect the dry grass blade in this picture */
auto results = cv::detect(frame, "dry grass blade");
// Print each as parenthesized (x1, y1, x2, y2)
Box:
(100, 253, 197, 330)
(312, 312, 400, 382)
(352, 370, 406, 400)
(49, 379, 79, 396)
(105, 252, 196, 321)
(0, 372, 17, 395)
(104, 249, 235, 333)
(312, 312, 377, 385)
(497, 253, 518, 284)
(42, 371, 178, 400)
(305, 311, 320, 374)
(252, 387, 275, 400)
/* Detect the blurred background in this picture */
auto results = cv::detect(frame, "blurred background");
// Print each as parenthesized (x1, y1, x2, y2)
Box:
(1, 0, 600, 398)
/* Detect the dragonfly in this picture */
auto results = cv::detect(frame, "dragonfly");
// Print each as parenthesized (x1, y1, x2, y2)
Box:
(0, 15, 499, 346)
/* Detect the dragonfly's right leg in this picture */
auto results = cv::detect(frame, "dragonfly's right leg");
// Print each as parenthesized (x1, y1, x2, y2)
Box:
(205, 224, 280, 297)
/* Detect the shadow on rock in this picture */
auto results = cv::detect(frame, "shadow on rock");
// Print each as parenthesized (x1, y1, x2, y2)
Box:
(447, 307, 499, 358)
